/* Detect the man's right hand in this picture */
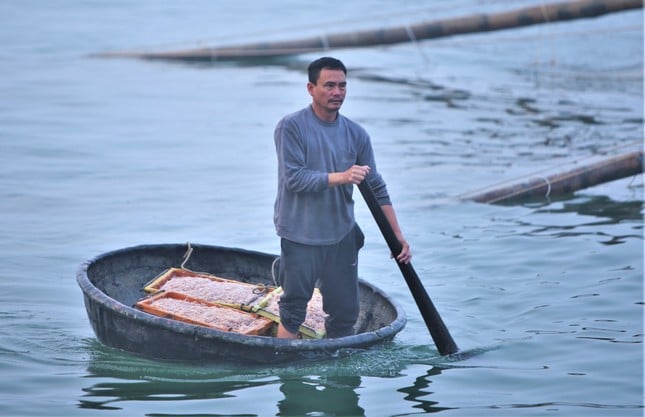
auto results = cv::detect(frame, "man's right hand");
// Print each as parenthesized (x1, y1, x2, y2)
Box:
(345, 165, 370, 185)
(328, 165, 371, 187)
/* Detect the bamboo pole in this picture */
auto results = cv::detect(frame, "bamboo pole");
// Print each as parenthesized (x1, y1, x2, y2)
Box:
(95, 0, 643, 61)
(464, 151, 644, 204)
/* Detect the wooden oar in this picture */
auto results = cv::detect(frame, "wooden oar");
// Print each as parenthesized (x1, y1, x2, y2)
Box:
(358, 181, 458, 355)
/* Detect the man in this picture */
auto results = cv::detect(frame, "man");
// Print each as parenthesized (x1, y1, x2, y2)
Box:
(273, 56, 411, 339)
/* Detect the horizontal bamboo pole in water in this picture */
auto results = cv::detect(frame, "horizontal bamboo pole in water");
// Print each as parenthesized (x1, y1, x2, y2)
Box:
(95, 0, 643, 61)
(463, 151, 644, 204)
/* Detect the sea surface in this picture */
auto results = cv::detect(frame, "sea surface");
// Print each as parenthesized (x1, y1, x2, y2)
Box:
(0, 1, 643, 416)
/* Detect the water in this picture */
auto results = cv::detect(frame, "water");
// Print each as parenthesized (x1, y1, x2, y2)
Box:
(1, 1, 643, 416)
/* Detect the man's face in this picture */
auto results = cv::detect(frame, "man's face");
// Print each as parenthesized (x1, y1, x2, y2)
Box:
(308, 68, 347, 117)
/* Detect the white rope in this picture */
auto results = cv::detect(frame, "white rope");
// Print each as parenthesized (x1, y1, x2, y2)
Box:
(180, 242, 193, 269)
(210, 46, 219, 63)
(271, 257, 280, 287)
(404, 24, 431, 64)
(320, 34, 330, 50)
(536, 176, 552, 198)
(404, 25, 417, 43)
(627, 173, 643, 189)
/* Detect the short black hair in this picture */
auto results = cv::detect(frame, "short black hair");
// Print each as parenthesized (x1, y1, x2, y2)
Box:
(308, 57, 347, 84)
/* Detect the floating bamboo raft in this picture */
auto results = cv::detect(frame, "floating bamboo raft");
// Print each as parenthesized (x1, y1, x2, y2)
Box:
(462, 150, 643, 204)
(94, 0, 642, 61)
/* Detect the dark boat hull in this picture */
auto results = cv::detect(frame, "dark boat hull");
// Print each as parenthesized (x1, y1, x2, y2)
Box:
(76, 243, 406, 363)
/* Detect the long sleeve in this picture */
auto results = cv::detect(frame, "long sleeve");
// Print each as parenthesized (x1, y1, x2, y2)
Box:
(273, 106, 391, 245)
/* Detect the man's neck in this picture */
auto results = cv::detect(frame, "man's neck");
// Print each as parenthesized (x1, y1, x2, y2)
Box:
(311, 104, 338, 123)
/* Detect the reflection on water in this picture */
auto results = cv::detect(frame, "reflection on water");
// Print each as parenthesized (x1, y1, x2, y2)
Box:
(277, 375, 363, 416)
(80, 342, 266, 410)
(533, 194, 643, 222)
(398, 367, 453, 414)
(80, 379, 272, 411)
(515, 194, 644, 245)
(80, 370, 365, 416)
(79, 340, 478, 415)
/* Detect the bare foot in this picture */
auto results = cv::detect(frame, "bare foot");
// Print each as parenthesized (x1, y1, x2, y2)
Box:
(276, 323, 298, 339)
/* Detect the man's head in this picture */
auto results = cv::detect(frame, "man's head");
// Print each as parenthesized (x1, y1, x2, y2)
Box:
(307, 57, 347, 121)
(308, 57, 347, 84)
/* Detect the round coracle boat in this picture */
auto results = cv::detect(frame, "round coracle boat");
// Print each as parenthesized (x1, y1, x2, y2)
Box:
(76, 243, 407, 363)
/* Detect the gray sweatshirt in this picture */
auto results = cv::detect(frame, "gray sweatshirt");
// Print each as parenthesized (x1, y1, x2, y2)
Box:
(274, 105, 391, 245)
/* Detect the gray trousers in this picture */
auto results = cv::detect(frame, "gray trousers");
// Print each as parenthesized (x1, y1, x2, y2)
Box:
(278, 224, 365, 338)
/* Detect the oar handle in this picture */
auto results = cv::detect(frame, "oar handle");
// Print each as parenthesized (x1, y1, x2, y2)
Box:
(358, 180, 458, 355)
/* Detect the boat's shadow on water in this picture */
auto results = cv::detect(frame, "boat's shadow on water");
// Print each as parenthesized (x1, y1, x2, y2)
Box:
(77, 338, 491, 414)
